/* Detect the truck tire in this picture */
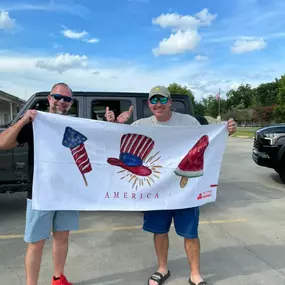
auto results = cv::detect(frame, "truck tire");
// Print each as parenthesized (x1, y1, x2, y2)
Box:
(278, 166, 285, 184)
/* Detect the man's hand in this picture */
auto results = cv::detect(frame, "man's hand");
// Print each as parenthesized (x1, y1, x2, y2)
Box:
(116, 106, 133, 124)
(227, 118, 237, 135)
(105, 106, 134, 124)
(105, 107, 115, 122)
(21, 110, 37, 125)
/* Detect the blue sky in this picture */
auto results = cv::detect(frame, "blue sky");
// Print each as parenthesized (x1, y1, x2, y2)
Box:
(0, 0, 285, 101)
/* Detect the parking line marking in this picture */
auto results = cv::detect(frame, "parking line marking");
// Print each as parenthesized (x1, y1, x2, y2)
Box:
(0, 218, 247, 240)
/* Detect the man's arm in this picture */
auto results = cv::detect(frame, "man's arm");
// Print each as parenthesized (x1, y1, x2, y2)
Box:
(0, 110, 37, 150)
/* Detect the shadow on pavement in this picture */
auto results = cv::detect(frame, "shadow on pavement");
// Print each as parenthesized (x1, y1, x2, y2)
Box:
(74, 245, 285, 285)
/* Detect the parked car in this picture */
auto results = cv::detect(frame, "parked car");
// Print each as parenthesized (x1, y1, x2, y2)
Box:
(0, 91, 208, 194)
(252, 124, 285, 183)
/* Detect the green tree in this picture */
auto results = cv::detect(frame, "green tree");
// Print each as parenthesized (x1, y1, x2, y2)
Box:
(168, 83, 194, 102)
(255, 80, 279, 107)
(274, 75, 285, 122)
(202, 95, 227, 118)
(193, 102, 206, 116)
(167, 83, 205, 115)
(226, 84, 254, 109)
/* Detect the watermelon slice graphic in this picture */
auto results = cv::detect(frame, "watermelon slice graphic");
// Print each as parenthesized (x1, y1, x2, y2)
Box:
(174, 135, 209, 188)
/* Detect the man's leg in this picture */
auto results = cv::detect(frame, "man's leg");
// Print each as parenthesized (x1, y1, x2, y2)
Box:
(52, 230, 70, 278)
(143, 210, 172, 285)
(185, 237, 203, 284)
(25, 240, 46, 285)
(174, 207, 206, 285)
(24, 199, 54, 285)
(153, 233, 169, 274)
(52, 210, 79, 282)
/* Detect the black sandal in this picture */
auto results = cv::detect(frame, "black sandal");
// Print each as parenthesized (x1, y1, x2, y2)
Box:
(148, 270, 170, 285)
(189, 279, 208, 285)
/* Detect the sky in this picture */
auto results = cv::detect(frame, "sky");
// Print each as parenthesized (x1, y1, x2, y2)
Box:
(0, 0, 285, 102)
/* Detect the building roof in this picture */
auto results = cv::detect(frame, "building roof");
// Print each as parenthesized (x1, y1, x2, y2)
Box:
(0, 90, 26, 104)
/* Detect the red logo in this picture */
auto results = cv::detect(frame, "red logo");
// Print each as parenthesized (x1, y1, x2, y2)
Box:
(197, 190, 212, 200)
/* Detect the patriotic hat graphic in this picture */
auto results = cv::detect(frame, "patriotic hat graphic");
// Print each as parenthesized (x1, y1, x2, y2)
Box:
(107, 133, 154, 176)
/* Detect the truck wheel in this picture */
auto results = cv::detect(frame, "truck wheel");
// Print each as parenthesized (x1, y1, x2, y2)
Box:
(278, 166, 285, 184)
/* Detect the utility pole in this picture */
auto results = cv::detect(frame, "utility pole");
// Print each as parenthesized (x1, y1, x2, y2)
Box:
(217, 88, 221, 122)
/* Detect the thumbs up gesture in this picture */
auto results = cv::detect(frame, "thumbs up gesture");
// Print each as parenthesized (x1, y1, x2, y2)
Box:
(116, 106, 134, 124)
(105, 106, 115, 122)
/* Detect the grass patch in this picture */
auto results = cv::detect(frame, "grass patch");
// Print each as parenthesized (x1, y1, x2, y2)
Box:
(232, 127, 260, 138)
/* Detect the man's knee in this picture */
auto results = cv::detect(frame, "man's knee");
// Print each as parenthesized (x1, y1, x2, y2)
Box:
(27, 239, 46, 251)
(53, 230, 70, 242)
(154, 232, 169, 238)
(185, 236, 199, 243)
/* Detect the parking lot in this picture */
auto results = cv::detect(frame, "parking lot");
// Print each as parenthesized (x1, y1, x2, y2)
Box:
(1, 138, 285, 285)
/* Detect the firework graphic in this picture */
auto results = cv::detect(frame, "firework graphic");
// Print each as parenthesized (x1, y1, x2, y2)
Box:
(174, 135, 209, 188)
(107, 133, 162, 190)
(62, 127, 92, 186)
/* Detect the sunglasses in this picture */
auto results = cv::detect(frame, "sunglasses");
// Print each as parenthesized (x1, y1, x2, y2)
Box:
(51, 94, 73, 103)
(149, 97, 169, 105)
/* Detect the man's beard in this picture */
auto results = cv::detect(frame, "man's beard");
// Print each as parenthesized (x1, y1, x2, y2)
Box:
(50, 105, 68, 115)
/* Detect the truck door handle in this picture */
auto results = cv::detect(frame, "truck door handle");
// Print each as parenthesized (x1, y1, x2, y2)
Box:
(16, 162, 26, 170)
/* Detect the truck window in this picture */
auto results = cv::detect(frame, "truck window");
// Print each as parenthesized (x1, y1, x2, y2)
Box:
(31, 99, 78, 117)
(91, 99, 134, 123)
(142, 100, 186, 118)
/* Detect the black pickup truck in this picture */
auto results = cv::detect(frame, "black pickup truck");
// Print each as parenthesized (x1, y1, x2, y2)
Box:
(252, 124, 285, 183)
(0, 91, 208, 194)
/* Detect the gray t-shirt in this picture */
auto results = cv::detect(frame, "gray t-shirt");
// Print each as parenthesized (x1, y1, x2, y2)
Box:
(131, 112, 201, 127)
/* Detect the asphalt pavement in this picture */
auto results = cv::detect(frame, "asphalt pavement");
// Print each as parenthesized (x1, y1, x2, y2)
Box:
(0, 138, 285, 285)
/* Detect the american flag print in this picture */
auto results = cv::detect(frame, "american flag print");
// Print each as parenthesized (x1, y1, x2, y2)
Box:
(62, 127, 92, 186)
(120, 134, 154, 161)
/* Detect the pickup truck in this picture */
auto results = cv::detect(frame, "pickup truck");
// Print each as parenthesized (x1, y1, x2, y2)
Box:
(0, 91, 208, 194)
(252, 124, 285, 183)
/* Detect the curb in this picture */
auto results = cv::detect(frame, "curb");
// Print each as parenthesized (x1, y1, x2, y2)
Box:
(231, 136, 253, 139)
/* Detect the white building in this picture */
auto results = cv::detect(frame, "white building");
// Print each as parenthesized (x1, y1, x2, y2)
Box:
(0, 90, 26, 125)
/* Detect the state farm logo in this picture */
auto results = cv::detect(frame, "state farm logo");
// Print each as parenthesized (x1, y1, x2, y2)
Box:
(197, 190, 212, 200)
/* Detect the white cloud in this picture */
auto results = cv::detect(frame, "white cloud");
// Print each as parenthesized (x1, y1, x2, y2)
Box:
(231, 37, 267, 54)
(35, 53, 88, 73)
(0, 10, 16, 30)
(152, 9, 217, 56)
(195, 8, 217, 26)
(61, 28, 99, 44)
(0, 3, 89, 18)
(85, 38, 99, 43)
(0, 52, 208, 100)
(152, 9, 217, 31)
(152, 13, 199, 31)
(0, 51, 281, 102)
(62, 29, 88, 39)
(153, 30, 201, 56)
(194, 55, 209, 61)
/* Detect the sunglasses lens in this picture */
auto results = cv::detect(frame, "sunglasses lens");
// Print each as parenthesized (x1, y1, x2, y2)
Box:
(53, 95, 61, 100)
(160, 97, 168, 104)
(52, 94, 72, 102)
(150, 98, 158, 104)
(150, 97, 168, 104)
(63, 97, 72, 102)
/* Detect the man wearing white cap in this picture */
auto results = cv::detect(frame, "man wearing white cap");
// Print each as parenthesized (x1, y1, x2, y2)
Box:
(105, 85, 237, 285)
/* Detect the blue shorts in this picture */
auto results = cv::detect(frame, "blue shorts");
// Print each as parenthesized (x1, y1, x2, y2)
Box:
(24, 199, 79, 243)
(143, 207, 199, 239)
